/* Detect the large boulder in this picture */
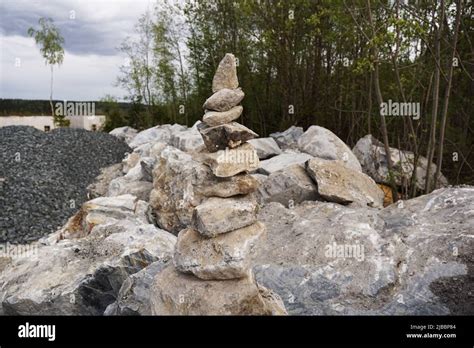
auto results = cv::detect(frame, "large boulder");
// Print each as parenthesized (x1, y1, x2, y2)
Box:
(253, 187, 474, 315)
(149, 146, 212, 234)
(0, 196, 176, 315)
(297, 126, 362, 172)
(129, 127, 172, 149)
(306, 158, 384, 208)
(256, 164, 319, 207)
(150, 265, 286, 315)
(353, 134, 448, 190)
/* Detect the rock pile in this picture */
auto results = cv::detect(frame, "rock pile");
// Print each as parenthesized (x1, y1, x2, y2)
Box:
(0, 126, 131, 244)
(150, 54, 286, 315)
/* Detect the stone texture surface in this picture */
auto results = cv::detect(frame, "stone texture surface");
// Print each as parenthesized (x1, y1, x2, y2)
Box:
(269, 126, 303, 149)
(248, 137, 282, 159)
(201, 142, 259, 177)
(306, 157, 384, 208)
(258, 152, 313, 175)
(297, 126, 362, 172)
(256, 164, 319, 207)
(203, 106, 243, 126)
(150, 265, 286, 315)
(149, 146, 213, 234)
(253, 187, 473, 315)
(198, 122, 258, 152)
(0, 201, 176, 315)
(174, 222, 266, 280)
(353, 134, 448, 190)
(87, 163, 123, 199)
(109, 126, 137, 145)
(212, 53, 239, 92)
(196, 174, 259, 198)
(192, 196, 258, 237)
(203, 88, 245, 112)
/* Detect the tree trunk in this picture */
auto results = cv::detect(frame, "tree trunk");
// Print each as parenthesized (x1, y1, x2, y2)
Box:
(425, 0, 445, 193)
(434, 0, 462, 188)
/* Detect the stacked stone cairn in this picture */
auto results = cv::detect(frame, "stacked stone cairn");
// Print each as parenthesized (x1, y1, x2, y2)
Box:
(150, 54, 286, 315)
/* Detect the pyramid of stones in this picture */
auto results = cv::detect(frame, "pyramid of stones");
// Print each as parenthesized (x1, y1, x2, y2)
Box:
(173, 53, 264, 280)
(150, 54, 286, 315)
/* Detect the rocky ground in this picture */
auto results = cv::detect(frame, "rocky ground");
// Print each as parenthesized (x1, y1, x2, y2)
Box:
(0, 119, 472, 315)
(0, 126, 131, 244)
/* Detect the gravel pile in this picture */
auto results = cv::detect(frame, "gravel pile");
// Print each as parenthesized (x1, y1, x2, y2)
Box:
(0, 126, 131, 244)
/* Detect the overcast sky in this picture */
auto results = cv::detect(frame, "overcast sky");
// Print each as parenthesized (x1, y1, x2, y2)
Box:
(0, 0, 153, 101)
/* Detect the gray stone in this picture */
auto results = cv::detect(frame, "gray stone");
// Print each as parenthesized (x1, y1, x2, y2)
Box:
(87, 163, 123, 199)
(269, 126, 303, 149)
(150, 265, 287, 315)
(196, 174, 259, 198)
(192, 196, 258, 237)
(258, 152, 313, 175)
(306, 157, 384, 208)
(201, 142, 259, 177)
(149, 146, 213, 234)
(0, 209, 176, 315)
(353, 134, 449, 190)
(203, 106, 243, 126)
(203, 88, 245, 112)
(104, 260, 169, 315)
(257, 164, 319, 207)
(252, 187, 474, 315)
(109, 126, 137, 145)
(174, 222, 266, 280)
(297, 126, 362, 172)
(248, 137, 282, 159)
(198, 122, 258, 152)
(212, 53, 239, 92)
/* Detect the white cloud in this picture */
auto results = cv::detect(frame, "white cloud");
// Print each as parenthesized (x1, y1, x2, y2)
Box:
(1, 35, 127, 100)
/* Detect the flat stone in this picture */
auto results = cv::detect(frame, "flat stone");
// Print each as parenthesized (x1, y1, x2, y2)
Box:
(198, 122, 258, 152)
(258, 152, 313, 175)
(212, 53, 239, 92)
(203, 88, 245, 112)
(202, 142, 259, 177)
(192, 196, 258, 237)
(150, 265, 287, 315)
(203, 106, 243, 126)
(306, 157, 385, 207)
(196, 173, 259, 198)
(174, 222, 266, 280)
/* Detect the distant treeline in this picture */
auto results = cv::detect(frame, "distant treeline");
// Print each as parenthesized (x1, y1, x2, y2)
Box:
(0, 99, 131, 117)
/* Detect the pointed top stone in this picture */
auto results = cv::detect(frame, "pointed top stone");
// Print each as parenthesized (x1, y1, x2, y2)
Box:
(212, 53, 239, 92)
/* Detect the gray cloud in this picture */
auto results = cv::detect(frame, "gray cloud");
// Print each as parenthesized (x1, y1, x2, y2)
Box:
(0, 0, 150, 56)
